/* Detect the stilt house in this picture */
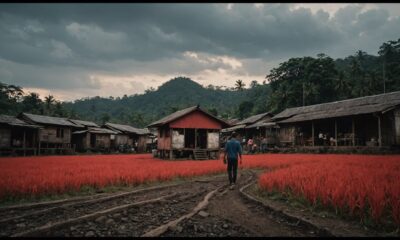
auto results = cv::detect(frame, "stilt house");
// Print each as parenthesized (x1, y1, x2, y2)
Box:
(272, 91, 400, 147)
(103, 123, 150, 153)
(0, 115, 40, 156)
(69, 119, 118, 152)
(147, 105, 230, 160)
(18, 113, 79, 154)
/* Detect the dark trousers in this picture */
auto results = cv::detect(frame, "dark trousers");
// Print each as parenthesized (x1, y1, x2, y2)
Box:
(227, 158, 238, 184)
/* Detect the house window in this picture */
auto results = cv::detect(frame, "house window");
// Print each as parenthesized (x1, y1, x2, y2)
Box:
(56, 128, 64, 138)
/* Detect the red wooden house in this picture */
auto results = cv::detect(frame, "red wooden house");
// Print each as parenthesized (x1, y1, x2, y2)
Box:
(147, 105, 230, 160)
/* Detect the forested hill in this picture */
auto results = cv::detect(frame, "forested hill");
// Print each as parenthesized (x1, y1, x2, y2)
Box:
(62, 77, 261, 127)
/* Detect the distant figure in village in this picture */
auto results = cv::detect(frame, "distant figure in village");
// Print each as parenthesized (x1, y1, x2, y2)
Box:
(247, 137, 254, 153)
(318, 131, 324, 146)
(224, 131, 242, 190)
(261, 137, 268, 153)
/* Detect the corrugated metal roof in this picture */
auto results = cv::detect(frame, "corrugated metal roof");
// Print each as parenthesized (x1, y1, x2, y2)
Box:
(236, 112, 272, 125)
(0, 115, 40, 128)
(22, 113, 80, 127)
(147, 105, 230, 128)
(105, 122, 149, 135)
(73, 127, 120, 135)
(69, 119, 99, 128)
(245, 121, 279, 129)
(273, 91, 400, 123)
(221, 124, 246, 133)
(88, 127, 119, 134)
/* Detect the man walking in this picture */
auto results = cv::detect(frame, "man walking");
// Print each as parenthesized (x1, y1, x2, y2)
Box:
(224, 132, 242, 190)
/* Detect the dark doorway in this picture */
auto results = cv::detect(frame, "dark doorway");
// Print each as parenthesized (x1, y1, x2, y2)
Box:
(90, 133, 96, 148)
(197, 129, 207, 149)
(185, 128, 195, 148)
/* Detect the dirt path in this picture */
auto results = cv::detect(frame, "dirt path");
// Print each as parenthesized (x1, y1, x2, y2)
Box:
(0, 170, 368, 237)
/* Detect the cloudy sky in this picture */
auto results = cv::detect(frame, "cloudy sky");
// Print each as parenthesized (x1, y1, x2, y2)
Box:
(1, 3, 399, 101)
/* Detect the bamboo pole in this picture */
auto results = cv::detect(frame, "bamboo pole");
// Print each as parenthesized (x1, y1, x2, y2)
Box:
(335, 119, 338, 147)
(352, 117, 355, 146)
(23, 130, 26, 156)
(312, 121, 314, 146)
(378, 115, 382, 147)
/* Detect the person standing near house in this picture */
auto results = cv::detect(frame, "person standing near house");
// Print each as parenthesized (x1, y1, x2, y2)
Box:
(224, 132, 242, 190)
(261, 136, 268, 153)
(247, 137, 254, 153)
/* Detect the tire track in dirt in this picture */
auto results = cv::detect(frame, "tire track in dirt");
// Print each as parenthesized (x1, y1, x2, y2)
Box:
(1, 174, 227, 237)
(162, 169, 319, 237)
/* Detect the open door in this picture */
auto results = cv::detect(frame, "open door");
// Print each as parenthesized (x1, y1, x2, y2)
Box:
(196, 129, 207, 149)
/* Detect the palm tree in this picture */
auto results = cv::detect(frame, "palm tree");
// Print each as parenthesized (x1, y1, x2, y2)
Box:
(44, 95, 55, 114)
(235, 79, 246, 91)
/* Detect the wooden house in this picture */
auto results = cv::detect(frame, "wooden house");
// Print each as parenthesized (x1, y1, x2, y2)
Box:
(147, 105, 230, 160)
(69, 119, 119, 152)
(103, 122, 150, 153)
(221, 112, 277, 146)
(0, 115, 40, 156)
(271, 91, 400, 148)
(18, 113, 79, 155)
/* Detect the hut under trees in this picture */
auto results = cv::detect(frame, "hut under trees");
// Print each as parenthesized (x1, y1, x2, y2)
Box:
(147, 105, 230, 160)
(69, 119, 119, 152)
(18, 113, 79, 155)
(0, 115, 40, 156)
(103, 122, 150, 153)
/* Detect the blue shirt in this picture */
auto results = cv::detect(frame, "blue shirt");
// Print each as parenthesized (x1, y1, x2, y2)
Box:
(224, 138, 242, 160)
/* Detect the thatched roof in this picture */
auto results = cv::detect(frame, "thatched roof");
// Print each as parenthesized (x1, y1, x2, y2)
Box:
(20, 113, 79, 127)
(147, 105, 230, 128)
(73, 127, 119, 135)
(273, 91, 400, 124)
(69, 119, 99, 128)
(104, 122, 149, 135)
(236, 112, 272, 125)
(0, 115, 40, 128)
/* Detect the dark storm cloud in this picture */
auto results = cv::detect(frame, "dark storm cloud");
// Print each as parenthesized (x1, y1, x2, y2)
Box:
(0, 3, 399, 96)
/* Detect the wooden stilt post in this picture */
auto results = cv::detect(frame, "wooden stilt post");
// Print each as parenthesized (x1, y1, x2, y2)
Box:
(23, 130, 26, 156)
(378, 115, 382, 147)
(194, 128, 197, 149)
(352, 117, 355, 146)
(335, 119, 338, 147)
(312, 121, 315, 146)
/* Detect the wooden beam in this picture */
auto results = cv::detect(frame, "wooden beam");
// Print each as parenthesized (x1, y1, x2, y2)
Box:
(23, 130, 26, 157)
(183, 128, 186, 148)
(378, 115, 382, 147)
(335, 119, 338, 147)
(312, 121, 314, 146)
(194, 128, 197, 149)
(352, 117, 355, 146)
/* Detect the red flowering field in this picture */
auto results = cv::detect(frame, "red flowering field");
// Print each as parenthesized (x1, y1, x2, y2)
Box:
(0, 153, 399, 226)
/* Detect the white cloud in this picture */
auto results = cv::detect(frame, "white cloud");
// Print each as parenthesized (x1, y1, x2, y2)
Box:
(66, 22, 129, 54)
(50, 40, 73, 59)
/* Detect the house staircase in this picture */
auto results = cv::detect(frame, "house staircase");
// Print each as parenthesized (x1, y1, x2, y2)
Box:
(193, 149, 208, 160)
